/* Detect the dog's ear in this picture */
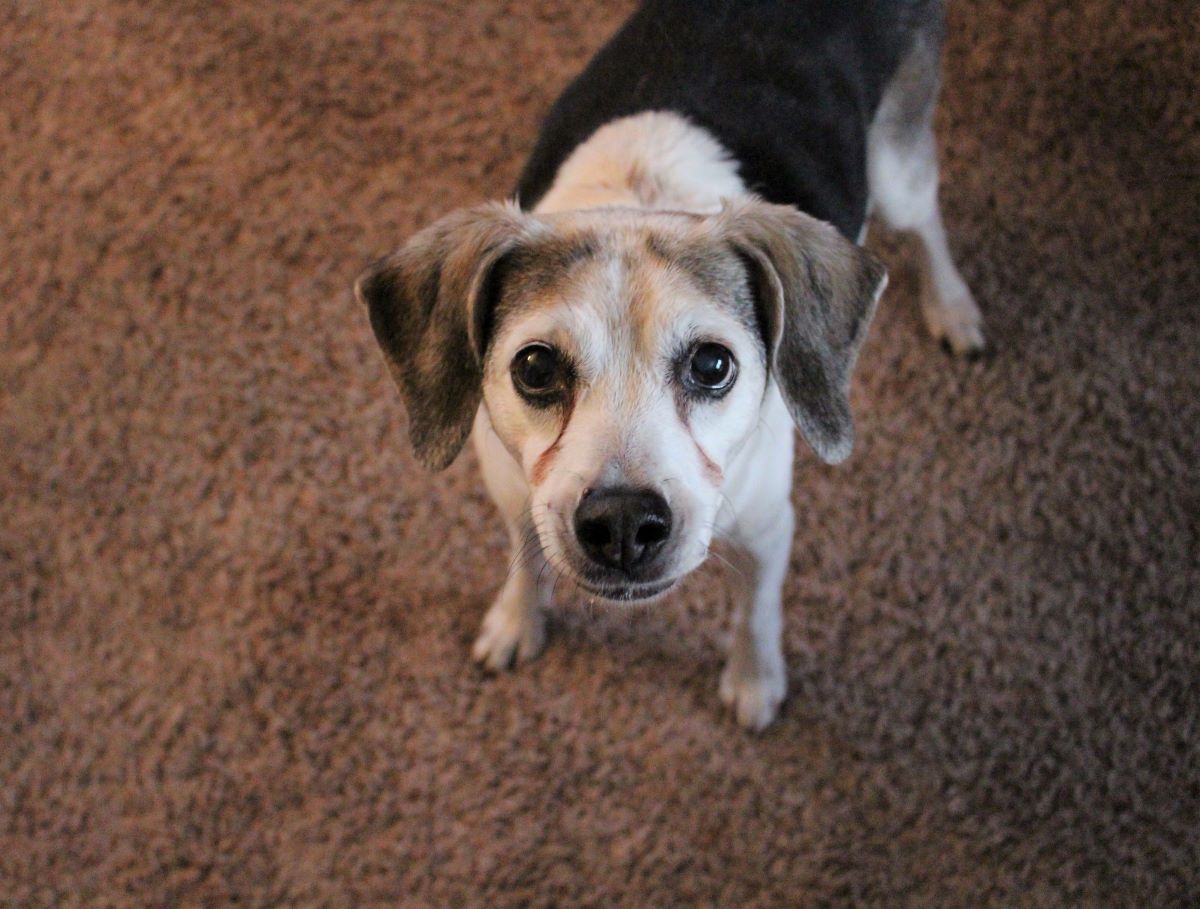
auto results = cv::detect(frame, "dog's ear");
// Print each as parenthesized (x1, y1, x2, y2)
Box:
(355, 203, 530, 471)
(719, 199, 887, 464)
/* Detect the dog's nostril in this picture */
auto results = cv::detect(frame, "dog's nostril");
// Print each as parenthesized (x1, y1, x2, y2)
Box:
(635, 520, 669, 546)
(577, 519, 611, 548)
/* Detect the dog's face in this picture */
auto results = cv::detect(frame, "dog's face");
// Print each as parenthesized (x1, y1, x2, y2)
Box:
(481, 212, 770, 599)
(357, 201, 885, 602)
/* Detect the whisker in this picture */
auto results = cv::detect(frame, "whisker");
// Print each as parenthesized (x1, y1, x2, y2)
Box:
(708, 546, 751, 586)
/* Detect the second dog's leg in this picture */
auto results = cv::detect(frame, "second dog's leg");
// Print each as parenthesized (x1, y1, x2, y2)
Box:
(472, 520, 549, 671)
(719, 503, 794, 731)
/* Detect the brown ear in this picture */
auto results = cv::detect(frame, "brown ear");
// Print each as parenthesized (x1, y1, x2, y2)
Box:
(719, 199, 887, 464)
(355, 203, 531, 471)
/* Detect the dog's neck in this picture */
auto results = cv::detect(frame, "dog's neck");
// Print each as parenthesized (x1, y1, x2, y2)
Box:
(532, 111, 747, 215)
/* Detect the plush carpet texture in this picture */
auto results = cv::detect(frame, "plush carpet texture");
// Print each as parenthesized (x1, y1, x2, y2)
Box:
(2, 1, 1197, 906)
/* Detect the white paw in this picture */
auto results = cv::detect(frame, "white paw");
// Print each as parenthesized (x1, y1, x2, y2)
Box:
(719, 656, 787, 732)
(923, 285, 987, 357)
(471, 597, 546, 671)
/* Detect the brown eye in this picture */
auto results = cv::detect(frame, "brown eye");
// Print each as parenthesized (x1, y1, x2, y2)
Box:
(512, 343, 567, 403)
(687, 342, 736, 394)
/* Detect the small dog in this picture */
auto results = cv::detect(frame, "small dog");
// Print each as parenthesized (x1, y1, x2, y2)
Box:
(356, 0, 983, 729)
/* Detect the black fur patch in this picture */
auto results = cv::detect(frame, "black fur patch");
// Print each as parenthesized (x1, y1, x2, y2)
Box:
(516, 0, 942, 239)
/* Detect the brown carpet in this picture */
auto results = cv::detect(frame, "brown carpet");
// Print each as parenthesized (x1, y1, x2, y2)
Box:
(2, 1, 1198, 906)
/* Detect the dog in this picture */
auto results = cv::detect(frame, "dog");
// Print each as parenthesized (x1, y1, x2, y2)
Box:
(355, 0, 983, 730)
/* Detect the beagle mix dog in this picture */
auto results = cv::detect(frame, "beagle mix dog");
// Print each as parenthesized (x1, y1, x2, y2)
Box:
(356, 0, 982, 730)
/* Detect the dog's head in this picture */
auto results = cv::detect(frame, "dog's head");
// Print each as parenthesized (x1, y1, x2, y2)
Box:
(356, 199, 885, 602)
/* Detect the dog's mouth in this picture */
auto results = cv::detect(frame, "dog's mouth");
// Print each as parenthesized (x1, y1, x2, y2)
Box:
(574, 577, 678, 603)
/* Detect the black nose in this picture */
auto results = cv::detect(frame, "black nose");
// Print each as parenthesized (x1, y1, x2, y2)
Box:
(574, 487, 672, 574)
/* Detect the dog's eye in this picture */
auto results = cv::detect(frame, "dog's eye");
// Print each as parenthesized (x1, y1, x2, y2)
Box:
(687, 342, 737, 394)
(511, 343, 567, 403)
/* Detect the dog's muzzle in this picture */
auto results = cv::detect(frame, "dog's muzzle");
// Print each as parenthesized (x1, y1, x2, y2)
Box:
(572, 487, 673, 594)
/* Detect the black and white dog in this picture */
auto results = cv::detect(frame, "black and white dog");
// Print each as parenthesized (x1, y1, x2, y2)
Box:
(357, 0, 982, 729)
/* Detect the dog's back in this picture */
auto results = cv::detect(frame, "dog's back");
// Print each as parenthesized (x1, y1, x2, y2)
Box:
(516, 0, 943, 238)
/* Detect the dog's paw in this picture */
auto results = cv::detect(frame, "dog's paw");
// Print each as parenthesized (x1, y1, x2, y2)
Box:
(471, 598, 546, 671)
(923, 285, 987, 357)
(719, 656, 787, 732)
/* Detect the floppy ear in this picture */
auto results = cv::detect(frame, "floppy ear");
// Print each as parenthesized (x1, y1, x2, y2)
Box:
(719, 199, 888, 464)
(355, 203, 530, 471)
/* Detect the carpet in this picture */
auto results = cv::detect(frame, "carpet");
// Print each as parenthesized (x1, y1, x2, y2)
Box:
(2, 1, 1197, 905)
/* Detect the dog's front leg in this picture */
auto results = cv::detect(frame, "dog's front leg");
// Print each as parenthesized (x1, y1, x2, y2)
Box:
(471, 519, 550, 671)
(719, 503, 794, 731)
(471, 408, 549, 671)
